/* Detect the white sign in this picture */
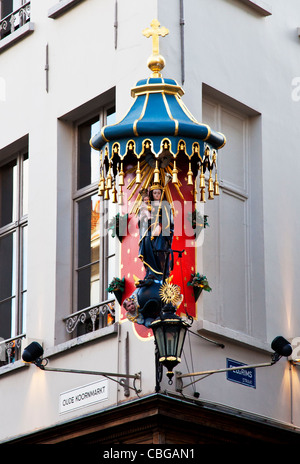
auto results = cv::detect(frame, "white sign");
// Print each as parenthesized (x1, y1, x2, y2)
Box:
(59, 379, 108, 414)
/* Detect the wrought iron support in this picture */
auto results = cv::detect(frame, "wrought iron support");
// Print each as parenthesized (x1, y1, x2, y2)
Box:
(34, 357, 142, 396)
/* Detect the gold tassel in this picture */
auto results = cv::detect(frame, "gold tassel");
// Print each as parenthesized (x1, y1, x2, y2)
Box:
(104, 188, 110, 200)
(172, 160, 178, 184)
(112, 184, 117, 203)
(106, 163, 112, 190)
(187, 162, 193, 186)
(118, 187, 124, 205)
(136, 160, 141, 184)
(199, 165, 205, 189)
(119, 162, 125, 186)
(208, 171, 214, 200)
(193, 179, 197, 203)
(214, 172, 220, 196)
(154, 160, 160, 184)
(98, 170, 105, 196)
(200, 188, 206, 203)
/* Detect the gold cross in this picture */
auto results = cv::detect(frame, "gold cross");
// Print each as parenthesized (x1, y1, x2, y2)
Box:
(142, 19, 169, 56)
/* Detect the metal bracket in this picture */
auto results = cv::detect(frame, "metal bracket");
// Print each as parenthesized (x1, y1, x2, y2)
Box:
(34, 358, 142, 396)
(175, 358, 278, 393)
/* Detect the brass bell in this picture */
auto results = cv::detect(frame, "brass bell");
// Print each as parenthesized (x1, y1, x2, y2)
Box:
(208, 189, 214, 200)
(154, 160, 160, 184)
(187, 162, 193, 186)
(172, 160, 178, 184)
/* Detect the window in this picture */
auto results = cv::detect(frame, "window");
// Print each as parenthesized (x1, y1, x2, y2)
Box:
(0, 0, 30, 40)
(73, 108, 116, 335)
(0, 151, 28, 354)
(201, 87, 265, 341)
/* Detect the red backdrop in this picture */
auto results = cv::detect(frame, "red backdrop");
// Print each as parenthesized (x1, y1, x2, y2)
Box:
(119, 165, 197, 340)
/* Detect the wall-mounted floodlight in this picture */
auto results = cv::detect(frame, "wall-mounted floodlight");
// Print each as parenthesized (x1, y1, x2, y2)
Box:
(175, 336, 292, 393)
(22, 341, 141, 396)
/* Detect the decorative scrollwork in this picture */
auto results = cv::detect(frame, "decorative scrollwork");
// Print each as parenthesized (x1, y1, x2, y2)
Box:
(65, 312, 87, 334)
(64, 300, 115, 334)
(0, 335, 25, 365)
(0, 2, 30, 35)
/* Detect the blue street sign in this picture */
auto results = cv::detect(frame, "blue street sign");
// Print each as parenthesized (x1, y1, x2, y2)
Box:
(226, 358, 256, 389)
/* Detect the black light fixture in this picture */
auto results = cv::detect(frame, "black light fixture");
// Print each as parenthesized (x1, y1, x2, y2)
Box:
(271, 336, 293, 359)
(150, 303, 192, 384)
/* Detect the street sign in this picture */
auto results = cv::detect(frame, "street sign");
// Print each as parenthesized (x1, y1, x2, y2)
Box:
(226, 358, 256, 388)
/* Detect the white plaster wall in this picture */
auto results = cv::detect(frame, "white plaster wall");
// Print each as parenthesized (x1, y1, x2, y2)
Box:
(1, 0, 300, 441)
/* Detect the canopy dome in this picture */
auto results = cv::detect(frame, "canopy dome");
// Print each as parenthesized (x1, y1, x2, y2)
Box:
(90, 19, 226, 206)
(90, 76, 226, 157)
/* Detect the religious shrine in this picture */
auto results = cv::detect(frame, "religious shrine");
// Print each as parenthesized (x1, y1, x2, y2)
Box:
(90, 19, 226, 340)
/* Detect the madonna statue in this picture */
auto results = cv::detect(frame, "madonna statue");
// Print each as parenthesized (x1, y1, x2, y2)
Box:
(138, 183, 174, 281)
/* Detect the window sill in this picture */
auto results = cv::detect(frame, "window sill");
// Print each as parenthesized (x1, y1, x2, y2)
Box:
(239, 0, 272, 16)
(196, 319, 271, 353)
(0, 359, 29, 377)
(48, 0, 86, 19)
(0, 22, 34, 54)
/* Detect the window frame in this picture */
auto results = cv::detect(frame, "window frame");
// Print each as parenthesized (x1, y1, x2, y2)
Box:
(201, 88, 266, 344)
(72, 105, 116, 319)
(0, 149, 28, 341)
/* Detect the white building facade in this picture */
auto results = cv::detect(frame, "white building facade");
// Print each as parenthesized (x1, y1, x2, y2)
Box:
(1, 0, 300, 444)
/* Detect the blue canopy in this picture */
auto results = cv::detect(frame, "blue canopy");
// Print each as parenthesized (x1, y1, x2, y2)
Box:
(90, 76, 226, 160)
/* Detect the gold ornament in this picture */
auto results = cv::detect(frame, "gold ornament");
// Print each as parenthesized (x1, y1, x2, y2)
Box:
(159, 282, 182, 306)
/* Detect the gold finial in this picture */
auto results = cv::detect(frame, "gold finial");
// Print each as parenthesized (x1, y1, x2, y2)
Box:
(142, 19, 169, 77)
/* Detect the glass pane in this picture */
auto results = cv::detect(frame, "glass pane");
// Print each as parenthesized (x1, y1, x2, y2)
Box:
(107, 256, 115, 299)
(0, 159, 17, 228)
(1, 0, 13, 19)
(106, 108, 116, 126)
(176, 326, 187, 358)
(77, 194, 100, 268)
(22, 225, 27, 291)
(107, 202, 117, 257)
(165, 325, 177, 357)
(77, 118, 101, 189)
(22, 154, 29, 217)
(0, 232, 16, 301)
(77, 263, 99, 310)
(21, 290, 27, 334)
(0, 297, 15, 340)
(155, 326, 166, 358)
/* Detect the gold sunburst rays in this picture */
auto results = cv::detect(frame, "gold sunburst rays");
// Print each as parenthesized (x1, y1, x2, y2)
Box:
(127, 159, 184, 216)
(159, 282, 182, 307)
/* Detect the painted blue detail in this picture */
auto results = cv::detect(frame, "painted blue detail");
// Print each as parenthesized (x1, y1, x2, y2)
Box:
(90, 75, 226, 154)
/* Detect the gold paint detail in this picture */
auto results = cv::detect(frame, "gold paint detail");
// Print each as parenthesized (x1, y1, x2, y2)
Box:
(159, 282, 182, 306)
(162, 92, 179, 136)
(131, 83, 184, 98)
(133, 93, 149, 136)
